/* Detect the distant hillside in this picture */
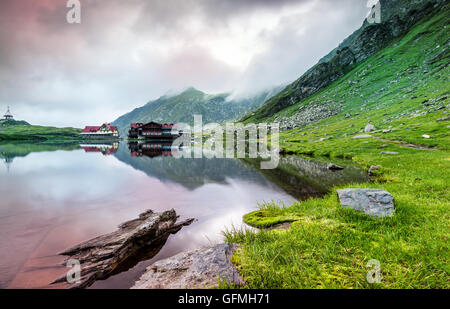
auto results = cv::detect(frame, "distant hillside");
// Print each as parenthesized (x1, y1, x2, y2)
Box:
(112, 86, 282, 136)
(241, 0, 447, 123)
(0, 119, 30, 126)
(0, 122, 81, 142)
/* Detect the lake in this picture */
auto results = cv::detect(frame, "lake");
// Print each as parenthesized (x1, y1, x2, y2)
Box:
(0, 141, 368, 289)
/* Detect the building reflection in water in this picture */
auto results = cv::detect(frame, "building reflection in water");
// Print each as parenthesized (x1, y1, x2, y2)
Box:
(128, 141, 182, 158)
(80, 142, 119, 155)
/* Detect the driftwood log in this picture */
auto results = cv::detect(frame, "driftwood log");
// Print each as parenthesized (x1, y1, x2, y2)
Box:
(52, 209, 194, 288)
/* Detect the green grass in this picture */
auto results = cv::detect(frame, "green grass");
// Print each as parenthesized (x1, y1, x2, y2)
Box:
(224, 6, 450, 289)
(0, 123, 81, 142)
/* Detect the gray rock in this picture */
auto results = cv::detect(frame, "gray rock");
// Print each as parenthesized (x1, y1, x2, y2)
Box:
(337, 189, 395, 217)
(52, 209, 195, 288)
(368, 165, 381, 176)
(132, 243, 243, 289)
(352, 134, 373, 139)
(437, 116, 450, 122)
(327, 163, 344, 170)
(365, 124, 376, 133)
(381, 151, 399, 155)
(382, 129, 393, 133)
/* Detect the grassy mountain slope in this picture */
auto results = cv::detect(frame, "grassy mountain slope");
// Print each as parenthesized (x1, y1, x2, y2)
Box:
(112, 87, 282, 136)
(224, 3, 449, 289)
(241, 0, 446, 124)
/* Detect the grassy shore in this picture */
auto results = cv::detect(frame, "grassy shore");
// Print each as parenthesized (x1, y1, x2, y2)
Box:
(0, 122, 82, 142)
(224, 7, 449, 289)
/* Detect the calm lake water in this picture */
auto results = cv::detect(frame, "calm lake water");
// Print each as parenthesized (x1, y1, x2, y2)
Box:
(0, 141, 368, 289)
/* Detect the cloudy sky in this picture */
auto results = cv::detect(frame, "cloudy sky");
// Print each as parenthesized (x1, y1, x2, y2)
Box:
(0, 0, 371, 127)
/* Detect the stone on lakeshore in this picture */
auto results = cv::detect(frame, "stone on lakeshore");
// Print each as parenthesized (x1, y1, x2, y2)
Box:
(352, 134, 373, 139)
(52, 209, 195, 289)
(365, 124, 376, 133)
(131, 243, 243, 289)
(327, 163, 344, 170)
(337, 189, 395, 217)
(368, 165, 381, 176)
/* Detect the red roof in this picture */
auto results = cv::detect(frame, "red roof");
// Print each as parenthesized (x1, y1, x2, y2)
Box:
(82, 123, 117, 133)
(82, 126, 101, 133)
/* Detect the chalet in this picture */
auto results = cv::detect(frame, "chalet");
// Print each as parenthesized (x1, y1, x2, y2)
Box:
(80, 123, 119, 138)
(128, 121, 180, 140)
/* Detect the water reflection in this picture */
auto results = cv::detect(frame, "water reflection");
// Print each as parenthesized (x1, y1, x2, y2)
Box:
(80, 142, 118, 155)
(128, 141, 175, 158)
(0, 141, 368, 289)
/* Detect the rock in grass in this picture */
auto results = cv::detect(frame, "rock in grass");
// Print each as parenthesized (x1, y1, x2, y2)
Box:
(436, 116, 450, 122)
(337, 189, 395, 217)
(422, 134, 430, 139)
(353, 134, 373, 139)
(381, 151, 399, 155)
(52, 209, 194, 288)
(132, 243, 243, 289)
(364, 124, 376, 133)
(327, 163, 344, 170)
(368, 165, 381, 176)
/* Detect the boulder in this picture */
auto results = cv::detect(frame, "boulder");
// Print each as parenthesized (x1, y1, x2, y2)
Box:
(52, 209, 195, 288)
(327, 163, 344, 171)
(352, 134, 373, 139)
(368, 165, 381, 176)
(437, 116, 450, 122)
(364, 124, 376, 133)
(132, 243, 243, 289)
(337, 189, 395, 217)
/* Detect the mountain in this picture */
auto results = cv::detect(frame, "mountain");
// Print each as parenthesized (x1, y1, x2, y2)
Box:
(112, 86, 283, 136)
(241, 0, 448, 124)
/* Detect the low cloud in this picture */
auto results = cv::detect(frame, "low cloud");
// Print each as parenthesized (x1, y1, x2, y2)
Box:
(0, 0, 369, 127)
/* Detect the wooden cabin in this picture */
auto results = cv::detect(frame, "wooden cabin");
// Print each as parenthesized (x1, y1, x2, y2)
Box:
(128, 121, 179, 140)
(81, 123, 119, 138)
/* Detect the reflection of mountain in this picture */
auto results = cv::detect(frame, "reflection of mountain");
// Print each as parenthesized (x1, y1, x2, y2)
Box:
(0, 142, 81, 173)
(114, 142, 368, 198)
(114, 142, 272, 190)
(80, 142, 118, 155)
(0, 142, 80, 160)
(242, 156, 369, 200)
